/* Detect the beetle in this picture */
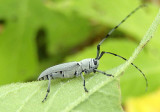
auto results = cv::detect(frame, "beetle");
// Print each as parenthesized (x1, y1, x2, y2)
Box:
(38, 4, 148, 102)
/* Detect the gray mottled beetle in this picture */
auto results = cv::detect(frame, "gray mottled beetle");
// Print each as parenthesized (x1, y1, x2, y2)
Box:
(38, 4, 148, 102)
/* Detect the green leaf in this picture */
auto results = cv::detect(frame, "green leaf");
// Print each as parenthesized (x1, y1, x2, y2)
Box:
(0, 8, 159, 112)
(0, 70, 123, 112)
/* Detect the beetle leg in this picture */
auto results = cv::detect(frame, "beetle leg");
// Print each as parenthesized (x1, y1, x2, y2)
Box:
(94, 69, 114, 77)
(80, 73, 88, 92)
(42, 75, 51, 102)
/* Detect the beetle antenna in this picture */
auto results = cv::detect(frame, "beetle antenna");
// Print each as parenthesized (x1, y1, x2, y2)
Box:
(95, 4, 146, 59)
(98, 51, 148, 91)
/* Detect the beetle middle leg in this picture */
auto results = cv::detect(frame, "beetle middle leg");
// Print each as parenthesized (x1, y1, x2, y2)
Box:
(80, 73, 88, 92)
(42, 75, 51, 102)
(94, 69, 114, 77)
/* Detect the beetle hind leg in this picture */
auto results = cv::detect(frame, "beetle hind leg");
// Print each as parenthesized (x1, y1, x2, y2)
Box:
(42, 75, 51, 102)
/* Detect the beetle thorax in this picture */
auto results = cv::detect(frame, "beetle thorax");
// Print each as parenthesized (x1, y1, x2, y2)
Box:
(80, 58, 99, 74)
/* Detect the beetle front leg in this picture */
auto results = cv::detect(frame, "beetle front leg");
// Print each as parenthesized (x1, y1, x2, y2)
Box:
(80, 73, 88, 92)
(94, 69, 114, 77)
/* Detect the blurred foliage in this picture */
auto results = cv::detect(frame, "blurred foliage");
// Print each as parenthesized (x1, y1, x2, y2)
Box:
(141, 0, 160, 7)
(0, 0, 160, 111)
(125, 88, 160, 112)
(0, 0, 92, 85)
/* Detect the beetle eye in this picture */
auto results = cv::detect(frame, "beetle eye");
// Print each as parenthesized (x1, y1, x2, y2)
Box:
(93, 59, 97, 65)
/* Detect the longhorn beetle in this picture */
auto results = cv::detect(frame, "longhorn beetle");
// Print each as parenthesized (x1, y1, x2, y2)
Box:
(38, 4, 148, 102)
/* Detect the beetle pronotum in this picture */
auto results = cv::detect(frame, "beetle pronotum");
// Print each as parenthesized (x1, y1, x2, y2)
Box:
(38, 4, 148, 102)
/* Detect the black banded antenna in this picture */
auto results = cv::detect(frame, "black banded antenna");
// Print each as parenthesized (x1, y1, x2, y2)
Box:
(96, 4, 146, 59)
(98, 51, 148, 91)
(95, 4, 148, 91)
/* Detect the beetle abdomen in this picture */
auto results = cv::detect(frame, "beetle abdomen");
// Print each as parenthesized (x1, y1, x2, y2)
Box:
(38, 62, 80, 81)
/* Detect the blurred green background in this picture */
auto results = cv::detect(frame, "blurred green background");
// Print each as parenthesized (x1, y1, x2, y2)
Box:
(0, 0, 160, 111)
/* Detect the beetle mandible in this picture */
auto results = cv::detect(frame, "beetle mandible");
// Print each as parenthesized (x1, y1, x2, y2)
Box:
(38, 4, 148, 102)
